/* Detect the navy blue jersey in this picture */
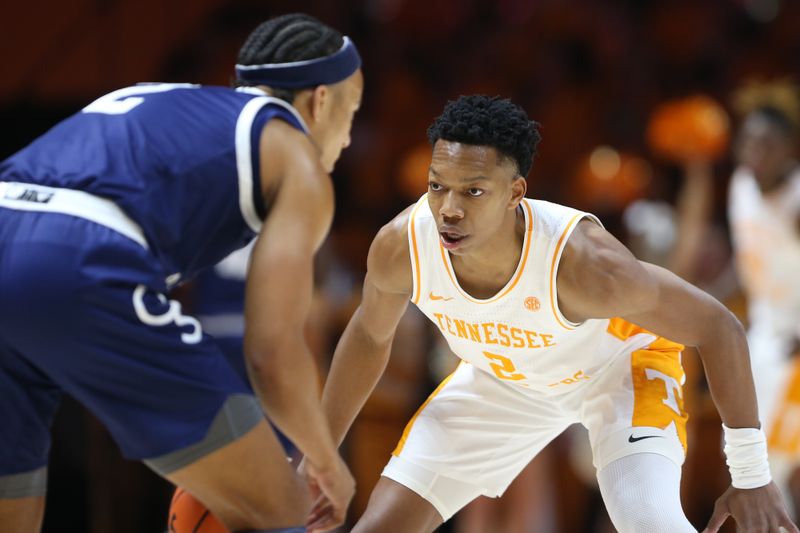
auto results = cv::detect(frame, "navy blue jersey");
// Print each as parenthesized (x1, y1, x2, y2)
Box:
(0, 83, 307, 284)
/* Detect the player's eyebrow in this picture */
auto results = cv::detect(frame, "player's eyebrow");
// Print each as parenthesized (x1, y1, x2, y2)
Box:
(428, 167, 490, 182)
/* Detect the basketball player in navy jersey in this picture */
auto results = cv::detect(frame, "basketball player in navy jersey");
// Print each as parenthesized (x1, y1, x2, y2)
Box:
(0, 14, 361, 533)
(312, 96, 796, 533)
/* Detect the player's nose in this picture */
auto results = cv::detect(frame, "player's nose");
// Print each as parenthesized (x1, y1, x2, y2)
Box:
(439, 191, 464, 219)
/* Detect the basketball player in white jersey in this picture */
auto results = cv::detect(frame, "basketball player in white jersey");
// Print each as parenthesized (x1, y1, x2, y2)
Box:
(308, 96, 796, 533)
(728, 83, 800, 515)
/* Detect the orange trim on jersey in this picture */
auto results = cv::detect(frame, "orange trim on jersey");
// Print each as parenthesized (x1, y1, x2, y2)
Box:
(607, 317, 648, 340)
(437, 200, 534, 304)
(393, 365, 460, 456)
(607, 317, 684, 352)
(549, 214, 582, 330)
(409, 196, 427, 305)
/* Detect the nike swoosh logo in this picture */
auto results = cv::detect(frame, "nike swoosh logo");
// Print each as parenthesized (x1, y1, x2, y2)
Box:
(429, 291, 453, 301)
(628, 434, 664, 443)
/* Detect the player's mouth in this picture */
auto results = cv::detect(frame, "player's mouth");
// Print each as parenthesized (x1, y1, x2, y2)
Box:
(440, 229, 468, 250)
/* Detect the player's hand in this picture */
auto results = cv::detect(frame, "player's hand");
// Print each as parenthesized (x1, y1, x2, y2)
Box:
(703, 482, 799, 533)
(302, 453, 355, 533)
(297, 456, 322, 505)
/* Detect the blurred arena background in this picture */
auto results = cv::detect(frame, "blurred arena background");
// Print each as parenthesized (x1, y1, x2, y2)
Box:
(2, 1, 799, 531)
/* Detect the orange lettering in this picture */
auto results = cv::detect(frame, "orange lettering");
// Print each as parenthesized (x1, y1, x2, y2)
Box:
(467, 323, 481, 342)
(445, 315, 456, 336)
(525, 329, 541, 348)
(496, 323, 511, 347)
(510, 327, 526, 348)
(453, 319, 468, 339)
(540, 333, 555, 347)
(482, 323, 498, 345)
(433, 313, 446, 332)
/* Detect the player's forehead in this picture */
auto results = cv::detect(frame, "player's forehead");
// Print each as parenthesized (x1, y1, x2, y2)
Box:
(429, 140, 512, 178)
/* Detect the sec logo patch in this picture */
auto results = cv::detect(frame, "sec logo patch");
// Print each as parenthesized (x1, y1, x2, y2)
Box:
(524, 296, 540, 311)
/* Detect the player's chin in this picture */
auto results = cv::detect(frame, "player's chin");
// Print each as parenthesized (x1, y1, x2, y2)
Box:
(326, 150, 346, 173)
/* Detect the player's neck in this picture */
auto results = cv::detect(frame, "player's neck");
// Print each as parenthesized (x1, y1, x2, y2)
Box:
(450, 206, 525, 297)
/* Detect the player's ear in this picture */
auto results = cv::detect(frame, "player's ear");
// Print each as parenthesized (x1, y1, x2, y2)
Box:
(310, 85, 330, 122)
(508, 175, 527, 209)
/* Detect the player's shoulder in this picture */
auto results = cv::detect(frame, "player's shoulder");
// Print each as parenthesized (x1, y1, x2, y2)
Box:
(149, 84, 287, 110)
(527, 197, 584, 221)
(367, 204, 415, 296)
(525, 197, 601, 242)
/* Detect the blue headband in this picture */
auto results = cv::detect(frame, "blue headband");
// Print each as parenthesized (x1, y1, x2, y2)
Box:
(235, 36, 361, 89)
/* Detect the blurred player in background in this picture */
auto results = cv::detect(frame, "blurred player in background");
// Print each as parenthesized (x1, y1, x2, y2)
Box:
(314, 95, 796, 533)
(727, 80, 800, 515)
(0, 13, 361, 533)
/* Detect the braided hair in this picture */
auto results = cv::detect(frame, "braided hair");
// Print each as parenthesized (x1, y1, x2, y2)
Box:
(237, 13, 344, 102)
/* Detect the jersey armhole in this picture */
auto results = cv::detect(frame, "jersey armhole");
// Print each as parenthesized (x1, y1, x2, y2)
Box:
(549, 213, 603, 330)
(236, 97, 308, 234)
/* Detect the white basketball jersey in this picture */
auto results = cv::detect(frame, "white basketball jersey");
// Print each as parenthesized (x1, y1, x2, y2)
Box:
(729, 167, 800, 342)
(408, 195, 677, 395)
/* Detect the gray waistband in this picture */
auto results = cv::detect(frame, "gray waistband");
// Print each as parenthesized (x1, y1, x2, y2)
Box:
(0, 181, 148, 249)
(144, 394, 263, 475)
(0, 466, 47, 498)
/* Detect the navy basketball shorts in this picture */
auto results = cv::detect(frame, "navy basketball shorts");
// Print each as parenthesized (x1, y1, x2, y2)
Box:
(0, 206, 262, 497)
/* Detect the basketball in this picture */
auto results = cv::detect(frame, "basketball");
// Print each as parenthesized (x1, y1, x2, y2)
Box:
(167, 488, 228, 533)
(646, 94, 731, 162)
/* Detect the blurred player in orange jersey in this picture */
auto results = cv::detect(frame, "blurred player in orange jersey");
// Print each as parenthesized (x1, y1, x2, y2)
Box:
(311, 95, 796, 533)
(727, 80, 800, 516)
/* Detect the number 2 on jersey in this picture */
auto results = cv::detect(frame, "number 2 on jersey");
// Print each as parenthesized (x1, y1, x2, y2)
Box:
(483, 351, 527, 381)
(82, 83, 197, 115)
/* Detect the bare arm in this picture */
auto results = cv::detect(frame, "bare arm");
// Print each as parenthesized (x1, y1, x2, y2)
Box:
(557, 220, 757, 428)
(321, 207, 415, 446)
(668, 159, 715, 281)
(244, 120, 338, 465)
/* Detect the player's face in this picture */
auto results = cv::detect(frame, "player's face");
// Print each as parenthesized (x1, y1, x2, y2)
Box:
(317, 69, 363, 172)
(736, 113, 796, 190)
(427, 140, 524, 256)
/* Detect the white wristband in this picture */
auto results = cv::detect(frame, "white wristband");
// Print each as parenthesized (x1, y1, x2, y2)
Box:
(722, 424, 772, 489)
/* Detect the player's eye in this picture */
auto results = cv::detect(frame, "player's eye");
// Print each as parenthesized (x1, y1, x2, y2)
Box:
(429, 182, 443, 191)
(467, 188, 484, 197)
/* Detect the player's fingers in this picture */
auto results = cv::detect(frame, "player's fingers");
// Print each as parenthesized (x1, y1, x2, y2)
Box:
(309, 496, 348, 531)
(307, 516, 330, 532)
(779, 516, 800, 533)
(311, 492, 327, 510)
(306, 499, 331, 526)
(309, 511, 345, 533)
(702, 501, 729, 533)
(307, 509, 336, 533)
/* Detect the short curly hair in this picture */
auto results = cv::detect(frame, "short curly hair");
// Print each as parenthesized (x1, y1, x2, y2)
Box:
(427, 95, 541, 177)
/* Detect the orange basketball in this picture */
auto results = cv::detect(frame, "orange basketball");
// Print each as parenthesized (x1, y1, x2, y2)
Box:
(646, 95, 730, 162)
(168, 488, 228, 533)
